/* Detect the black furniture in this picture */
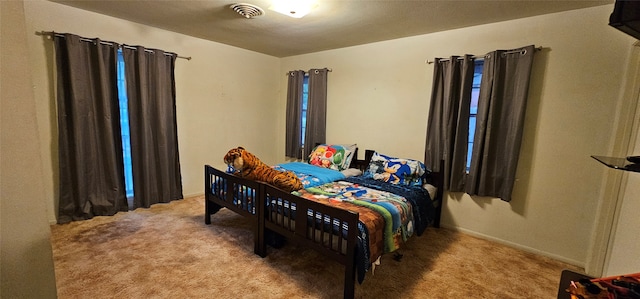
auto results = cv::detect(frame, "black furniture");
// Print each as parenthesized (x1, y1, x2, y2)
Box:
(557, 269, 593, 299)
(591, 155, 640, 173)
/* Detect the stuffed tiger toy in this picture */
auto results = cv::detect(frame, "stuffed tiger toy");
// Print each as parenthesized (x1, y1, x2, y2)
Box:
(223, 146, 303, 192)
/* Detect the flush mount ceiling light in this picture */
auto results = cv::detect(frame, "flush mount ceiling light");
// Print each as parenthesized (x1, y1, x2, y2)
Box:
(230, 3, 265, 19)
(269, 0, 317, 18)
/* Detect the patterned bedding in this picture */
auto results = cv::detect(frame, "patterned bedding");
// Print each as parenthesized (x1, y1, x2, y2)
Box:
(272, 177, 433, 283)
(343, 176, 435, 236)
(294, 181, 414, 254)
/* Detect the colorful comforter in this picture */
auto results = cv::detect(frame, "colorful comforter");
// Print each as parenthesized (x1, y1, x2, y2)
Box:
(294, 181, 414, 254)
(290, 178, 431, 283)
(343, 176, 435, 236)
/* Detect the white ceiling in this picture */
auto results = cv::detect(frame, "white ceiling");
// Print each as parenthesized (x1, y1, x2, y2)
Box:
(51, 0, 613, 58)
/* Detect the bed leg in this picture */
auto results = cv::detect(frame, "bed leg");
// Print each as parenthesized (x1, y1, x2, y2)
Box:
(254, 227, 267, 258)
(433, 198, 443, 228)
(204, 165, 215, 225)
(205, 198, 212, 225)
(254, 190, 267, 258)
(204, 199, 221, 225)
(344, 263, 356, 299)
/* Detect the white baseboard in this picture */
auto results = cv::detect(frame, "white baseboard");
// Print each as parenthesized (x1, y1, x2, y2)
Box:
(441, 224, 585, 269)
(184, 192, 205, 199)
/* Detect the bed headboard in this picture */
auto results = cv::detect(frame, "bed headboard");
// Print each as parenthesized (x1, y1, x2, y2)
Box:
(349, 149, 373, 171)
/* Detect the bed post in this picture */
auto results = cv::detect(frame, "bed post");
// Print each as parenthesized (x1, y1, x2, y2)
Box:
(205, 165, 212, 224)
(344, 260, 356, 299)
(344, 212, 358, 299)
(254, 183, 267, 258)
(364, 149, 374, 162)
(432, 159, 445, 228)
(204, 165, 223, 225)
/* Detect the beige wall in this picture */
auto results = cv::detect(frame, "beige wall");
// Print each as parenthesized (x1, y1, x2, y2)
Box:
(1, 1, 57, 297)
(606, 104, 640, 275)
(604, 43, 640, 275)
(278, 5, 637, 268)
(16, 0, 637, 278)
(23, 0, 281, 224)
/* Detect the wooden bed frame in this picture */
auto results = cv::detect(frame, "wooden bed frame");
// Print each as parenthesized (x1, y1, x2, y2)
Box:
(204, 150, 444, 299)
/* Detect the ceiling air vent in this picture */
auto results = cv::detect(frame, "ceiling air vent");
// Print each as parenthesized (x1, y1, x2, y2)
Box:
(230, 3, 265, 19)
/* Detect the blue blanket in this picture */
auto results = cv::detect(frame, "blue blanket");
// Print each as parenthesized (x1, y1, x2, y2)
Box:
(274, 162, 346, 188)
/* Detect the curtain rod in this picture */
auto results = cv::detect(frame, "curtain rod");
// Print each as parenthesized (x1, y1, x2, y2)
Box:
(285, 68, 333, 76)
(425, 46, 545, 64)
(36, 31, 192, 61)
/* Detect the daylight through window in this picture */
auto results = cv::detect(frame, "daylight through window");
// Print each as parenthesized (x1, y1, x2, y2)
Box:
(117, 49, 134, 197)
(467, 60, 484, 172)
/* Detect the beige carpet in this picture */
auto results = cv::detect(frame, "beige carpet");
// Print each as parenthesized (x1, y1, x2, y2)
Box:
(50, 195, 581, 298)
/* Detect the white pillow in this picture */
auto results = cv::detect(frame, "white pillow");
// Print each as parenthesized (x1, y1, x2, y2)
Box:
(341, 168, 363, 178)
(340, 143, 357, 169)
(423, 184, 437, 201)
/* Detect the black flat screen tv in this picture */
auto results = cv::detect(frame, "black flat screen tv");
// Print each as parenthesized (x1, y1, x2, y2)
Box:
(610, 0, 640, 40)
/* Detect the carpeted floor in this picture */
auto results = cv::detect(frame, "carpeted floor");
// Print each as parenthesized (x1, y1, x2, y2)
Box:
(50, 195, 581, 298)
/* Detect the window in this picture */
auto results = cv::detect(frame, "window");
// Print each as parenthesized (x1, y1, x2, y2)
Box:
(286, 69, 327, 160)
(466, 60, 484, 172)
(300, 75, 309, 148)
(116, 49, 134, 198)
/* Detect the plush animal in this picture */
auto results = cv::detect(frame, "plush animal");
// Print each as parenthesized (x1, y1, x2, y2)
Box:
(223, 146, 303, 192)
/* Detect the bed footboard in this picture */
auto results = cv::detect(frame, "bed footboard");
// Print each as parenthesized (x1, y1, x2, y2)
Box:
(262, 184, 359, 299)
(204, 165, 265, 257)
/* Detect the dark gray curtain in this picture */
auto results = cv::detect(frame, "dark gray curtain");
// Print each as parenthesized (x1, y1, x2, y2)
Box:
(425, 55, 475, 192)
(122, 46, 183, 209)
(285, 70, 305, 159)
(303, 68, 329, 158)
(54, 33, 128, 224)
(465, 45, 536, 202)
